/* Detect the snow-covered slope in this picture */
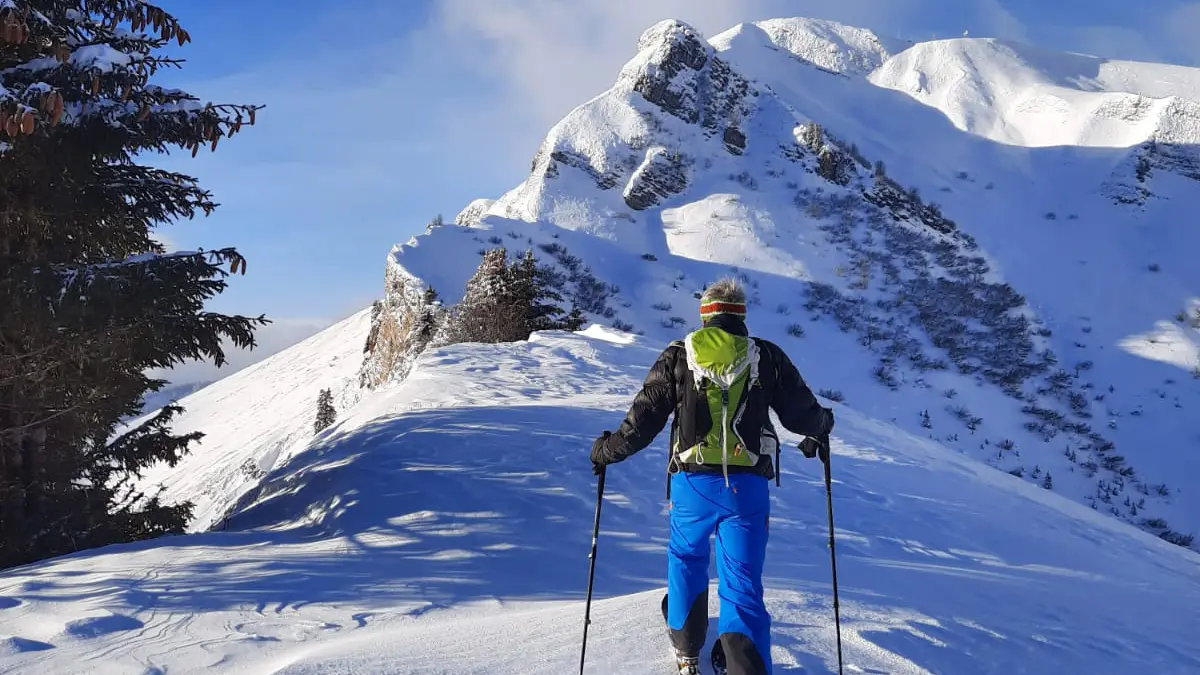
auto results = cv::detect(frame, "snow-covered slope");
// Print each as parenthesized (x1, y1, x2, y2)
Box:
(870, 38, 1200, 148)
(134, 308, 373, 531)
(360, 18, 1200, 548)
(12, 15, 1195, 674)
(4, 330, 1198, 674)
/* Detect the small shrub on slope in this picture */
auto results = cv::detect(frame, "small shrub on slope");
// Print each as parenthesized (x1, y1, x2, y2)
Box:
(818, 389, 845, 403)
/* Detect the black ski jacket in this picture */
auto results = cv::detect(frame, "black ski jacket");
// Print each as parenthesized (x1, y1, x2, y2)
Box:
(595, 316, 834, 479)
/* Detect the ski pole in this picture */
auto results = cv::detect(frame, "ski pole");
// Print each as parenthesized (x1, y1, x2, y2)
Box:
(580, 465, 606, 675)
(822, 443, 845, 675)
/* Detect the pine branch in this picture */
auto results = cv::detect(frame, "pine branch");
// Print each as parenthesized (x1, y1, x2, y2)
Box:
(0, 1, 265, 569)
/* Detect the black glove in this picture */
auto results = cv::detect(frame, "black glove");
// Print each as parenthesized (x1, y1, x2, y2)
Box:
(590, 431, 612, 475)
(799, 434, 831, 464)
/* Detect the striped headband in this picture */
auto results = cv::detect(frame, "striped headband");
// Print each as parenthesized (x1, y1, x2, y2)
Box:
(700, 299, 747, 321)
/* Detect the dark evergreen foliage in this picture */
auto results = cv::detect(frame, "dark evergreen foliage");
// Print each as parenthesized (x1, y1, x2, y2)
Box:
(0, 1, 264, 570)
(447, 248, 585, 344)
(314, 389, 336, 434)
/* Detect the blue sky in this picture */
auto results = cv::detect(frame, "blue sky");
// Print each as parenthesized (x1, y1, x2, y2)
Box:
(147, 0, 1200, 380)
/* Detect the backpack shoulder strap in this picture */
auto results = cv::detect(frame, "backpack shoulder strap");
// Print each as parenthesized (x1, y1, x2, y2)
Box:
(746, 337, 762, 385)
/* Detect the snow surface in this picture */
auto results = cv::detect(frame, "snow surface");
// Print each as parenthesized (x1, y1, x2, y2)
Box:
(4, 330, 1199, 674)
(5, 14, 1200, 675)
(869, 38, 1200, 148)
(383, 15, 1200, 543)
(133, 309, 373, 531)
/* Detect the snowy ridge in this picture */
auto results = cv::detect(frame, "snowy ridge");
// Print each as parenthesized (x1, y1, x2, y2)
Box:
(4, 330, 1199, 674)
(368, 17, 1200, 547)
(870, 38, 1200, 148)
(712, 18, 904, 76)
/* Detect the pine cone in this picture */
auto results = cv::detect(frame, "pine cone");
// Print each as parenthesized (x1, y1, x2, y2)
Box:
(50, 94, 64, 126)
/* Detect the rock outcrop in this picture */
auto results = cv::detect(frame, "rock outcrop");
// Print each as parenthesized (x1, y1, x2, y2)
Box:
(623, 147, 690, 210)
(360, 256, 440, 389)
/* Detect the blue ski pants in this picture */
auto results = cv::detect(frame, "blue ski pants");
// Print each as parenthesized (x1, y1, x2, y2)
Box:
(666, 472, 771, 675)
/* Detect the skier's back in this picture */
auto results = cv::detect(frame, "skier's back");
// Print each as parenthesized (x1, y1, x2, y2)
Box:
(591, 278, 834, 675)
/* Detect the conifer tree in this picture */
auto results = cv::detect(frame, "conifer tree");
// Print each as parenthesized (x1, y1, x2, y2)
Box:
(563, 306, 587, 331)
(314, 389, 336, 434)
(448, 248, 521, 343)
(413, 286, 446, 350)
(0, 1, 264, 569)
(448, 248, 585, 344)
(513, 250, 569, 332)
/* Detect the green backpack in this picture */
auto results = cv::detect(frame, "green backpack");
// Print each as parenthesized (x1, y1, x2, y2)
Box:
(676, 327, 763, 484)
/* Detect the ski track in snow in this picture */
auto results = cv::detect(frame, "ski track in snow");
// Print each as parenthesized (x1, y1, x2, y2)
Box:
(2, 330, 1198, 674)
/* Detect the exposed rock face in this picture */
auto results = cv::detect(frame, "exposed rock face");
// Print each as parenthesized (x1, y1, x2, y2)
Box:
(623, 147, 690, 210)
(622, 20, 710, 123)
(360, 258, 438, 389)
(702, 57, 753, 145)
(723, 126, 747, 155)
(619, 22, 755, 137)
(550, 149, 623, 190)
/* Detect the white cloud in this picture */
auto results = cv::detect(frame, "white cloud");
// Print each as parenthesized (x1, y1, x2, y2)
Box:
(972, 0, 1029, 43)
(429, 0, 913, 130)
(152, 317, 334, 386)
(1063, 24, 1164, 63)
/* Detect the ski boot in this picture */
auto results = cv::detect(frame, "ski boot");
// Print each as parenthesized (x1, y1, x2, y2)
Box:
(710, 640, 727, 675)
(663, 594, 703, 675)
(675, 651, 701, 675)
